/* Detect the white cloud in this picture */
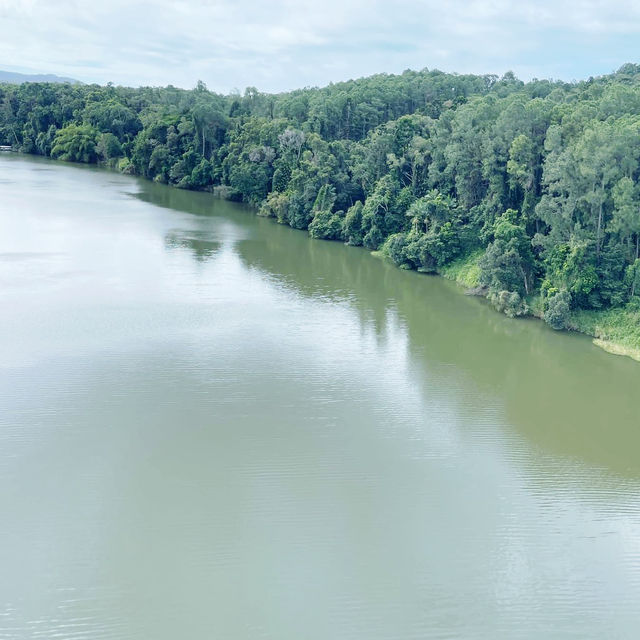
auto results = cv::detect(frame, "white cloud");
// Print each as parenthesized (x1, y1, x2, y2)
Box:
(0, 0, 638, 91)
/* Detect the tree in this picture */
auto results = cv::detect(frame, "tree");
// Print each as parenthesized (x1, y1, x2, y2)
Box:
(50, 124, 98, 163)
(96, 132, 122, 161)
(5, 65, 640, 327)
(544, 290, 572, 330)
(342, 201, 364, 246)
(626, 259, 640, 299)
(83, 99, 142, 140)
(480, 209, 536, 298)
(278, 128, 305, 164)
(192, 99, 226, 157)
(611, 177, 640, 262)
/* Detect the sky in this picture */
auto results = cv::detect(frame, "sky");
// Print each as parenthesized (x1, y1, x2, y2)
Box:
(1, 0, 639, 93)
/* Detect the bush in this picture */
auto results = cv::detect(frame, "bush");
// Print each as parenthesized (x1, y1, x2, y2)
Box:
(342, 202, 364, 246)
(309, 210, 344, 240)
(96, 133, 123, 161)
(117, 157, 134, 174)
(381, 233, 409, 266)
(362, 225, 385, 250)
(404, 234, 436, 272)
(544, 290, 572, 330)
(489, 290, 528, 318)
(50, 124, 99, 163)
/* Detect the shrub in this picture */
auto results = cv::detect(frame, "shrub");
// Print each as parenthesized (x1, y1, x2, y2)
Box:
(489, 290, 528, 318)
(544, 290, 572, 330)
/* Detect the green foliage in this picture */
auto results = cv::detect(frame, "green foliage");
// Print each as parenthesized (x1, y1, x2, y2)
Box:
(50, 124, 99, 163)
(189, 158, 214, 189)
(426, 221, 461, 266)
(382, 233, 410, 267)
(117, 156, 134, 174)
(228, 160, 270, 202)
(342, 201, 364, 245)
(35, 125, 57, 156)
(542, 243, 599, 307)
(626, 259, 640, 298)
(96, 132, 122, 160)
(439, 250, 483, 288)
(571, 303, 640, 356)
(488, 290, 528, 318)
(258, 191, 288, 222)
(271, 165, 290, 192)
(83, 99, 142, 140)
(479, 210, 536, 303)
(4, 65, 640, 330)
(544, 290, 572, 330)
(287, 191, 312, 230)
(404, 233, 437, 272)
(307, 184, 341, 239)
(309, 209, 344, 240)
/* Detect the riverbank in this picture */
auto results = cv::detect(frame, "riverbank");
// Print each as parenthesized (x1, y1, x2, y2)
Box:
(9, 151, 640, 361)
(438, 251, 640, 361)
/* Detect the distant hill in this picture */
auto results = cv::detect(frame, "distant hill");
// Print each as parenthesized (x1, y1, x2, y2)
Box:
(0, 70, 81, 84)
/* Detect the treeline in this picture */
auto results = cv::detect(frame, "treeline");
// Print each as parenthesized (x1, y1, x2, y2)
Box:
(2, 65, 640, 328)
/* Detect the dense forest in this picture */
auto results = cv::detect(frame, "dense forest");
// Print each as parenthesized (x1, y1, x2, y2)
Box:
(2, 65, 640, 333)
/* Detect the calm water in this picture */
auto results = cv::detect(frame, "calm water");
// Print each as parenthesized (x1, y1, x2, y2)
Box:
(1, 155, 640, 639)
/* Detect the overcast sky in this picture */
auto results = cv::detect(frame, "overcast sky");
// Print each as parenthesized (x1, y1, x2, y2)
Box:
(1, 0, 639, 93)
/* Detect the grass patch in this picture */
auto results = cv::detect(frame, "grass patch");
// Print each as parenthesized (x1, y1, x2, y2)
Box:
(439, 249, 483, 289)
(526, 293, 544, 318)
(570, 305, 640, 360)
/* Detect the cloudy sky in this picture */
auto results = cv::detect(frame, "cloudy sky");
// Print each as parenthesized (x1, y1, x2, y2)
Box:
(1, 0, 639, 93)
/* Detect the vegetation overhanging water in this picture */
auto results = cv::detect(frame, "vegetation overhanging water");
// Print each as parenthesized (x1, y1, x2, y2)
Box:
(2, 65, 640, 357)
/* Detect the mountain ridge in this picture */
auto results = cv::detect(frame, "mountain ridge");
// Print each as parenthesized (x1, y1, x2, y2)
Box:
(0, 69, 81, 85)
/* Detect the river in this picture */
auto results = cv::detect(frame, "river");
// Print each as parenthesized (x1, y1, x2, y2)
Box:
(1, 154, 640, 639)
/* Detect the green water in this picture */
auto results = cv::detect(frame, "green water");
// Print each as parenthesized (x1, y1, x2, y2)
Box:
(1, 155, 640, 639)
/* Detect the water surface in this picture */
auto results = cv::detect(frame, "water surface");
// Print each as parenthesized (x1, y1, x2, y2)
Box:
(1, 155, 640, 639)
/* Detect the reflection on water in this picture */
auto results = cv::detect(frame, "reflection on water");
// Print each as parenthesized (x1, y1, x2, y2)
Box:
(153, 177, 640, 478)
(1, 154, 640, 640)
(164, 230, 222, 262)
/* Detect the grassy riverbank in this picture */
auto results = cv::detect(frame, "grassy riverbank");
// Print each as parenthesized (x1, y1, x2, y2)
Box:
(570, 307, 640, 361)
(439, 251, 640, 361)
(439, 250, 483, 289)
